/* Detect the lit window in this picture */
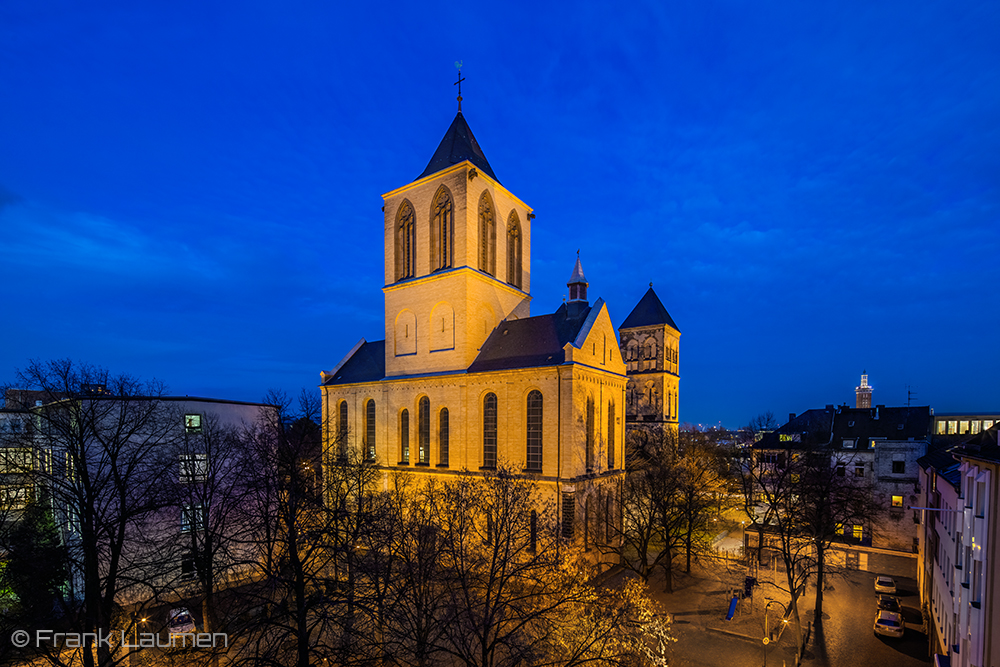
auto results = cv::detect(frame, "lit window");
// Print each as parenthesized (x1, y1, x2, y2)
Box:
(959, 421, 970, 434)
(418, 397, 430, 465)
(399, 409, 410, 463)
(0, 485, 29, 510)
(526, 391, 542, 472)
(365, 400, 376, 461)
(586, 397, 595, 471)
(607, 401, 615, 469)
(937, 421, 947, 435)
(483, 393, 497, 469)
(0, 448, 32, 474)
(184, 414, 202, 434)
(843, 439, 855, 449)
(179, 453, 208, 483)
(852, 525, 863, 540)
(181, 504, 205, 532)
(338, 401, 348, 460)
(891, 495, 904, 508)
(947, 421, 957, 435)
(439, 408, 449, 466)
(984, 420, 994, 430)
(854, 464, 864, 478)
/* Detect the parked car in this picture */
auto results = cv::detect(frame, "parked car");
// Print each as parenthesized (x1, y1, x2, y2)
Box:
(874, 575, 896, 594)
(876, 594, 900, 613)
(168, 608, 196, 636)
(873, 610, 904, 638)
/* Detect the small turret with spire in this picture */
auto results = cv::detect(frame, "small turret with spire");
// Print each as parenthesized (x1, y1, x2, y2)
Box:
(566, 251, 589, 318)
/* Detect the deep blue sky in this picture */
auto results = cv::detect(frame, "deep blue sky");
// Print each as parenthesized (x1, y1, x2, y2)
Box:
(2, 1, 998, 428)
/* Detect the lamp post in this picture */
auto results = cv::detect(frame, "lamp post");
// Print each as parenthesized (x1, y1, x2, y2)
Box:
(762, 598, 787, 667)
(131, 616, 146, 666)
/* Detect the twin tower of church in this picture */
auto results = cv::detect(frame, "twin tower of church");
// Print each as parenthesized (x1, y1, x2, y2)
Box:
(321, 105, 680, 543)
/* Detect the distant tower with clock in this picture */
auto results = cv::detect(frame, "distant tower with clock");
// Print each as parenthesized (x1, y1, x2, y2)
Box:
(856, 371, 873, 409)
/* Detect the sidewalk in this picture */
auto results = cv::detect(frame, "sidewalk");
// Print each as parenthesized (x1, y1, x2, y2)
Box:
(602, 541, 815, 667)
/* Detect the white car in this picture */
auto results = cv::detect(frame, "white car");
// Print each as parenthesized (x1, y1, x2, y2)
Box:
(873, 610, 904, 638)
(874, 575, 896, 594)
(168, 608, 196, 636)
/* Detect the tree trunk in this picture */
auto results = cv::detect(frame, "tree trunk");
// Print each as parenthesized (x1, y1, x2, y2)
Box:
(685, 524, 693, 573)
(814, 543, 825, 622)
(662, 545, 674, 593)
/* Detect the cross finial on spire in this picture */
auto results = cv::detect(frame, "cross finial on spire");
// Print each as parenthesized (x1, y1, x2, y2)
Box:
(454, 61, 465, 112)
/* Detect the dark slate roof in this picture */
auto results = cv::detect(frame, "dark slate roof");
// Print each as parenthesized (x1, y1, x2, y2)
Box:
(755, 407, 835, 449)
(830, 406, 932, 449)
(322, 341, 386, 386)
(417, 112, 499, 182)
(955, 423, 1000, 463)
(917, 446, 960, 474)
(468, 303, 592, 373)
(620, 287, 679, 331)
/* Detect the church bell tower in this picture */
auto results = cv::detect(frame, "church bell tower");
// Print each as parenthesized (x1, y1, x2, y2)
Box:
(380, 107, 533, 377)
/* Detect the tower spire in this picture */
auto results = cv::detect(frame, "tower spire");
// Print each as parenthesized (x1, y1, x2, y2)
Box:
(567, 253, 588, 303)
(454, 61, 465, 112)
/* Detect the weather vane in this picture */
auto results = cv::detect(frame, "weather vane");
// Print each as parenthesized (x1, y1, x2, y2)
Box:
(454, 61, 465, 112)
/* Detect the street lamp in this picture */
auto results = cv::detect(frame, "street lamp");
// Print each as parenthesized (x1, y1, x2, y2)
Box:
(762, 598, 787, 667)
(131, 616, 146, 666)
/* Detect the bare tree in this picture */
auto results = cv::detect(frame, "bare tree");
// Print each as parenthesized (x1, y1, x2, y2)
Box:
(232, 389, 380, 667)
(738, 441, 813, 658)
(166, 412, 258, 667)
(429, 465, 631, 667)
(796, 450, 883, 622)
(3, 359, 180, 667)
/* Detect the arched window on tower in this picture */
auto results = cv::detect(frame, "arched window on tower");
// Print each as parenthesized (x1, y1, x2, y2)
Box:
(418, 397, 430, 465)
(431, 186, 453, 271)
(479, 192, 496, 276)
(439, 408, 449, 466)
(607, 400, 615, 469)
(506, 211, 522, 288)
(395, 200, 416, 281)
(483, 393, 497, 469)
(399, 409, 410, 464)
(365, 399, 376, 461)
(338, 401, 348, 461)
(586, 397, 595, 471)
(526, 390, 542, 472)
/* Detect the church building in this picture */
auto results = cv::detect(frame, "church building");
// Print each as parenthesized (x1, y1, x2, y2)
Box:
(320, 106, 630, 550)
